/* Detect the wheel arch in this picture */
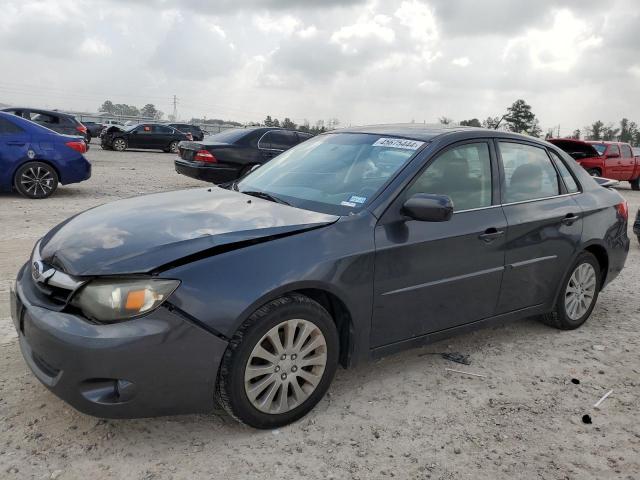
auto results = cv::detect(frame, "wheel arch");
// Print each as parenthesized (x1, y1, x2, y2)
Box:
(583, 242, 609, 288)
(12, 159, 62, 187)
(230, 282, 357, 369)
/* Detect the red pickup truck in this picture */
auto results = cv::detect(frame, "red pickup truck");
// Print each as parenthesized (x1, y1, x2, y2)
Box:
(550, 139, 640, 190)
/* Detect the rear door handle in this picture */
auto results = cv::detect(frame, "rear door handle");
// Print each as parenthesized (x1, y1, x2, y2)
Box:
(479, 227, 505, 243)
(562, 213, 580, 226)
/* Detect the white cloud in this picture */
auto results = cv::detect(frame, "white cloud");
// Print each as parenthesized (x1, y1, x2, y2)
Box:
(80, 38, 112, 56)
(331, 12, 395, 54)
(253, 13, 302, 35)
(452, 57, 470, 67)
(503, 9, 602, 72)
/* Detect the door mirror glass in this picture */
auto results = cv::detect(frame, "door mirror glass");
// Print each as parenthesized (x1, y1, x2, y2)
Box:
(402, 194, 453, 222)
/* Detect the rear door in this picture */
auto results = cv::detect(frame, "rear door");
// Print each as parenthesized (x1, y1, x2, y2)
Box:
(604, 144, 622, 179)
(371, 140, 507, 346)
(620, 144, 635, 179)
(496, 140, 583, 313)
(153, 125, 176, 148)
(0, 117, 30, 188)
(258, 130, 298, 161)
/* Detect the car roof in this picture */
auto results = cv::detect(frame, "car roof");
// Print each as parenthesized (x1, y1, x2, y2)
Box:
(333, 123, 499, 142)
(1, 107, 75, 118)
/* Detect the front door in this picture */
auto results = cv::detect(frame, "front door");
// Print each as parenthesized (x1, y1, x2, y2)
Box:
(371, 141, 507, 347)
(495, 140, 583, 313)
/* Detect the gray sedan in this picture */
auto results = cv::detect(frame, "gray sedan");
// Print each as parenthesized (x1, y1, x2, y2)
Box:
(11, 125, 629, 428)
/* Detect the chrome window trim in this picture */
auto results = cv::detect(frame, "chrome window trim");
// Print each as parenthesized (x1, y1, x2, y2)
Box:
(453, 192, 581, 215)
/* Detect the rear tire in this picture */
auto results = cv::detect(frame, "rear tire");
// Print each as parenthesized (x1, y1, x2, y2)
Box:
(540, 252, 601, 330)
(630, 178, 640, 191)
(587, 168, 601, 177)
(168, 141, 179, 153)
(216, 294, 339, 429)
(13, 162, 59, 199)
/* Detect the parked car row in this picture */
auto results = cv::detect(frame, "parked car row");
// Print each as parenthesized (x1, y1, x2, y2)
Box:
(10, 125, 630, 428)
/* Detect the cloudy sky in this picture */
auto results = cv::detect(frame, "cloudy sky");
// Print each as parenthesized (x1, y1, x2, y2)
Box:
(1, 0, 638, 134)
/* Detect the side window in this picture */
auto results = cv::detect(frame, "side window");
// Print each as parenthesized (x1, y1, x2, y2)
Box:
(549, 150, 580, 193)
(297, 132, 313, 143)
(270, 131, 298, 150)
(607, 145, 620, 157)
(138, 125, 152, 133)
(0, 117, 24, 134)
(154, 125, 173, 134)
(500, 142, 560, 203)
(621, 145, 633, 158)
(258, 131, 275, 149)
(406, 142, 493, 212)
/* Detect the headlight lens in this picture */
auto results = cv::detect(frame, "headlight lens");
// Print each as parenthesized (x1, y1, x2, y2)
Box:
(71, 278, 180, 323)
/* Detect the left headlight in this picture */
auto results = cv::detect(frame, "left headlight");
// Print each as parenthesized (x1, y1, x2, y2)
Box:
(71, 278, 180, 323)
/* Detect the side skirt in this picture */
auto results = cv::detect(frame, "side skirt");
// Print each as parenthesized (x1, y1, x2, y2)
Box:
(369, 304, 547, 360)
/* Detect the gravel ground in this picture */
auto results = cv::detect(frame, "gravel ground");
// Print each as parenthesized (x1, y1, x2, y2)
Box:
(1, 147, 639, 480)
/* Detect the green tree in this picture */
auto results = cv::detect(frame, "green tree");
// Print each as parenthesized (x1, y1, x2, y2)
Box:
(263, 115, 274, 127)
(99, 100, 115, 114)
(272, 118, 280, 127)
(585, 121, 604, 140)
(602, 124, 620, 141)
(571, 129, 581, 140)
(438, 116, 453, 125)
(460, 118, 481, 127)
(504, 99, 541, 136)
(482, 115, 507, 129)
(141, 104, 158, 119)
(281, 117, 297, 129)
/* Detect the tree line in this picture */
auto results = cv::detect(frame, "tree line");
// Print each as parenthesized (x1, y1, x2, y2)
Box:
(98, 100, 165, 120)
(441, 99, 640, 146)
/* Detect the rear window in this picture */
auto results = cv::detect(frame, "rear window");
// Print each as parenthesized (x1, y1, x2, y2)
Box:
(207, 128, 250, 143)
(549, 151, 580, 193)
(29, 112, 59, 124)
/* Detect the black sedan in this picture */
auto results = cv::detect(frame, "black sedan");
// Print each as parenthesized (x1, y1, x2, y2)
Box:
(10, 125, 629, 429)
(101, 123, 190, 153)
(175, 127, 313, 184)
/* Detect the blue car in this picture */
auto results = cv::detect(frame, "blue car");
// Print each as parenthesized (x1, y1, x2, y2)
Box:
(0, 112, 91, 198)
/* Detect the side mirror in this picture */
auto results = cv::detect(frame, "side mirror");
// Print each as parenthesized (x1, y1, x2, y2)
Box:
(402, 193, 454, 222)
(607, 150, 620, 158)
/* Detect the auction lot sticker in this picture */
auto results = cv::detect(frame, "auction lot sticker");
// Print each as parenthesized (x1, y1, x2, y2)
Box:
(372, 138, 425, 150)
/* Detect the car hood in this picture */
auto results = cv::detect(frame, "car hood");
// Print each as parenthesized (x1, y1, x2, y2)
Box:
(39, 187, 338, 276)
(549, 139, 601, 159)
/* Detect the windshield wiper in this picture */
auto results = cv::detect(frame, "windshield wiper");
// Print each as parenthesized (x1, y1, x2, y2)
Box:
(241, 190, 290, 206)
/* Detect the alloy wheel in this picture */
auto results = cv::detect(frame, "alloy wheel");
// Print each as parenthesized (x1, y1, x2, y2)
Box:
(244, 319, 327, 414)
(170, 141, 179, 153)
(20, 166, 55, 197)
(113, 139, 126, 151)
(564, 263, 597, 320)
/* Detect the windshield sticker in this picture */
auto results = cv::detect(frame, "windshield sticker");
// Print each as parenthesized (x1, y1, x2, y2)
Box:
(349, 195, 367, 204)
(372, 138, 425, 150)
(340, 201, 357, 208)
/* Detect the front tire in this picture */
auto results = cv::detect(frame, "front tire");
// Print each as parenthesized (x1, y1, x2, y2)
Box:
(541, 252, 601, 330)
(112, 138, 127, 152)
(630, 178, 640, 191)
(587, 168, 601, 177)
(14, 162, 59, 199)
(216, 294, 339, 429)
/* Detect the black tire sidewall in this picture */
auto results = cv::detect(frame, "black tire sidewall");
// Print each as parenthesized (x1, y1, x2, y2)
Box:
(14, 162, 58, 199)
(221, 296, 339, 429)
(587, 168, 601, 177)
(556, 252, 601, 328)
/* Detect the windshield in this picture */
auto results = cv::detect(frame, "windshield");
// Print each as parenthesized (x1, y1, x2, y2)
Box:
(237, 133, 424, 215)
(591, 144, 606, 155)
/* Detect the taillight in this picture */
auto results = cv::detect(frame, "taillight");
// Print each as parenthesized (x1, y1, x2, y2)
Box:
(76, 124, 87, 134)
(615, 201, 628, 221)
(194, 149, 216, 163)
(66, 140, 87, 154)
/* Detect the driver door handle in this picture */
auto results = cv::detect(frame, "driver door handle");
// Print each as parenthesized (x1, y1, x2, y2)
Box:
(562, 213, 580, 226)
(478, 227, 504, 243)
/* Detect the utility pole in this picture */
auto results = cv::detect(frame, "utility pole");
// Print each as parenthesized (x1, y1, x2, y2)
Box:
(557, 124, 561, 138)
(172, 95, 178, 121)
